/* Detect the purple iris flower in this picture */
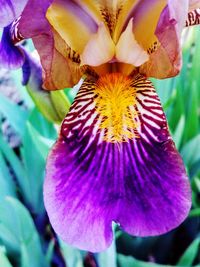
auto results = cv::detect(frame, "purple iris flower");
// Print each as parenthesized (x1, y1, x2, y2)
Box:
(1, 0, 200, 253)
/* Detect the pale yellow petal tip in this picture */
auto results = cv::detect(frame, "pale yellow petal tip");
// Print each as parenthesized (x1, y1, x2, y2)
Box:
(81, 23, 115, 66)
(116, 19, 149, 67)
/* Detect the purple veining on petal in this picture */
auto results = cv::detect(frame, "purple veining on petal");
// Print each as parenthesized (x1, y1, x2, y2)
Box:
(0, 25, 24, 69)
(44, 74, 191, 252)
(0, 0, 28, 27)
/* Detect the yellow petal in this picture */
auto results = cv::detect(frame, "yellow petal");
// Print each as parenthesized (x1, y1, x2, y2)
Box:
(116, 19, 149, 66)
(81, 23, 115, 66)
(113, 0, 138, 42)
(132, 0, 166, 51)
(46, 0, 98, 54)
(74, 0, 102, 23)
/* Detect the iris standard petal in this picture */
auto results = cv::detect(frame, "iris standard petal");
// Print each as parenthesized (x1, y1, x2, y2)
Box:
(119, 0, 189, 78)
(46, 0, 115, 66)
(0, 0, 28, 27)
(44, 73, 191, 252)
(46, 0, 98, 54)
(0, 25, 24, 69)
(127, 0, 167, 53)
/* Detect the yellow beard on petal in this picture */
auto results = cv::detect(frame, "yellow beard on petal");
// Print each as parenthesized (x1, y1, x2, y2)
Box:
(94, 73, 140, 143)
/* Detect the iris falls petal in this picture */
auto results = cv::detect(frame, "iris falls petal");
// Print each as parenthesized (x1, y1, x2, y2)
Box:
(44, 73, 191, 252)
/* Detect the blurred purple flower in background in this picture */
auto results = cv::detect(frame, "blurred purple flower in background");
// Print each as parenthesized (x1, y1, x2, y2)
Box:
(1, 0, 200, 253)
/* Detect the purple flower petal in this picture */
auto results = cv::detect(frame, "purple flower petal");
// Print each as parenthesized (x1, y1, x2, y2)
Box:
(44, 74, 191, 252)
(0, 25, 24, 69)
(0, 0, 28, 27)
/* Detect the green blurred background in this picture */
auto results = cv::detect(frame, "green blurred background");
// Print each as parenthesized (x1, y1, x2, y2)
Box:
(0, 26, 199, 267)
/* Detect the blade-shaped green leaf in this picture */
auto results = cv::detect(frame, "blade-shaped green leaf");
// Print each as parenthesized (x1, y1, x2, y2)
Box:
(96, 241, 117, 267)
(181, 135, 200, 166)
(0, 92, 29, 138)
(0, 247, 13, 267)
(21, 122, 51, 213)
(28, 108, 57, 140)
(177, 237, 200, 266)
(0, 133, 28, 197)
(118, 254, 200, 267)
(59, 239, 85, 267)
(0, 197, 48, 267)
(172, 115, 185, 150)
(0, 151, 16, 198)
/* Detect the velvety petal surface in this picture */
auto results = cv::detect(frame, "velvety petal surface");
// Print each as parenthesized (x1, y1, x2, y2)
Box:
(0, 25, 24, 69)
(44, 73, 191, 252)
(0, 0, 28, 27)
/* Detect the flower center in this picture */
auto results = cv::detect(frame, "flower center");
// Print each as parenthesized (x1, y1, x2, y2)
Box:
(94, 73, 140, 143)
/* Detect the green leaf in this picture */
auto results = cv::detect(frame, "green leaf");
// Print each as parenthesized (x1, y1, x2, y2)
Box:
(118, 254, 200, 267)
(0, 151, 16, 198)
(181, 135, 200, 166)
(182, 82, 199, 142)
(21, 122, 51, 213)
(189, 208, 200, 217)
(64, 88, 75, 103)
(0, 133, 27, 197)
(28, 108, 57, 140)
(0, 197, 48, 267)
(20, 242, 48, 267)
(0, 246, 13, 267)
(50, 90, 71, 121)
(26, 83, 61, 124)
(96, 241, 117, 267)
(172, 115, 185, 149)
(59, 239, 85, 267)
(0, 92, 29, 138)
(45, 240, 55, 266)
(118, 254, 172, 267)
(177, 237, 200, 266)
